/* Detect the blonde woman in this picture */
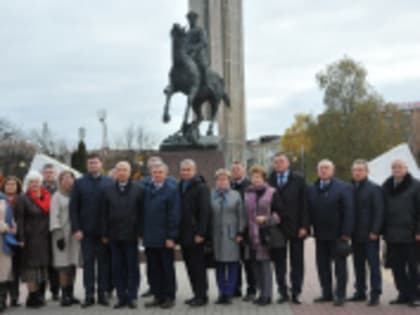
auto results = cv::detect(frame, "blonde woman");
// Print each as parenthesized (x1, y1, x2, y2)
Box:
(211, 169, 246, 305)
(50, 171, 81, 307)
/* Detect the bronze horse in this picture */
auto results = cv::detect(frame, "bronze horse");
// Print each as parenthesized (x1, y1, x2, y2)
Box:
(162, 23, 230, 142)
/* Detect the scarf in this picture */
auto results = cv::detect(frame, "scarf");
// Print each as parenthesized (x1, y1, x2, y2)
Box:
(28, 187, 51, 213)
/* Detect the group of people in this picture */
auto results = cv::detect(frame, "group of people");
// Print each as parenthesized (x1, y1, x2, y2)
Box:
(0, 152, 419, 313)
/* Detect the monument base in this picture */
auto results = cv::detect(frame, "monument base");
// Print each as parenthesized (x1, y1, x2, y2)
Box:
(160, 134, 219, 151)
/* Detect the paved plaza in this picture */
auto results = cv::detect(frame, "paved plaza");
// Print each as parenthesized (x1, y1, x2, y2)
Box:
(6, 239, 419, 315)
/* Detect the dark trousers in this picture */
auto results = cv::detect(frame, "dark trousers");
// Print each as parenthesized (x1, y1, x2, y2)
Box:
(7, 249, 20, 301)
(146, 248, 176, 300)
(270, 238, 304, 296)
(0, 282, 7, 307)
(315, 239, 348, 299)
(81, 236, 110, 298)
(237, 245, 257, 295)
(181, 244, 208, 299)
(110, 240, 140, 303)
(216, 262, 240, 297)
(388, 242, 418, 301)
(352, 240, 382, 298)
(106, 245, 114, 294)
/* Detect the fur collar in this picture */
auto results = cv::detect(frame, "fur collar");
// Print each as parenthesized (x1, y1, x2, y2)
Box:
(383, 173, 413, 195)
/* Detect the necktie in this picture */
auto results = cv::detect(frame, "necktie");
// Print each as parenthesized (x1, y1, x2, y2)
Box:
(277, 175, 284, 187)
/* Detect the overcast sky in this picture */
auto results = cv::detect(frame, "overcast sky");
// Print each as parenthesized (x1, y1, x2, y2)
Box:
(1, 0, 420, 149)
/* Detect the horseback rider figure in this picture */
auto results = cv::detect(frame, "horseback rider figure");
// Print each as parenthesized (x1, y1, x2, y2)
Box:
(185, 11, 210, 86)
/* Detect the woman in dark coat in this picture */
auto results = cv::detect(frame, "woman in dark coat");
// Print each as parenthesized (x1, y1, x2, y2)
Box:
(16, 170, 51, 308)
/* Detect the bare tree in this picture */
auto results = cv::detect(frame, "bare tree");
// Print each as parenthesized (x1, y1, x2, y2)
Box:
(113, 125, 156, 150)
(136, 125, 156, 150)
(125, 124, 135, 150)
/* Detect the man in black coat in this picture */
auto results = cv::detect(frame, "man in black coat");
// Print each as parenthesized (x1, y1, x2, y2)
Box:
(383, 159, 420, 307)
(101, 161, 144, 309)
(268, 153, 309, 304)
(308, 159, 354, 306)
(230, 161, 255, 301)
(178, 159, 211, 307)
(70, 153, 114, 307)
(349, 159, 384, 306)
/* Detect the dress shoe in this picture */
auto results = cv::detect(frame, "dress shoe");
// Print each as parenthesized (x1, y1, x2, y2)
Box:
(81, 297, 95, 308)
(97, 295, 109, 307)
(408, 300, 420, 307)
(277, 295, 289, 304)
(242, 294, 255, 302)
(347, 294, 366, 302)
(367, 296, 380, 306)
(189, 297, 208, 307)
(334, 297, 345, 306)
(313, 296, 333, 303)
(233, 290, 242, 298)
(160, 299, 175, 309)
(145, 299, 163, 308)
(390, 296, 410, 305)
(292, 295, 302, 304)
(10, 299, 21, 307)
(184, 297, 195, 305)
(113, 301, 127, 309)
(254, 297, 271, 306)
(60, 295, 73, 307)
(52, 293, 60, 302)
(215, 296, 232, 305)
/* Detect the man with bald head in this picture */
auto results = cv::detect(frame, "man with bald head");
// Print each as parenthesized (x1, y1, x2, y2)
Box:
(101, 161, 144, 309)
(382, 159, 420, 307)
(308, 159, 354, 306)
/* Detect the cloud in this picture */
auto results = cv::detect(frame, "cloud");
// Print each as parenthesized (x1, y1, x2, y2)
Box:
(0, 0, 419, 149)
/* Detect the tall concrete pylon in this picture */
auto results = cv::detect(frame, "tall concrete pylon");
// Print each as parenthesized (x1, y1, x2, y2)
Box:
(189, 0, 247, 166)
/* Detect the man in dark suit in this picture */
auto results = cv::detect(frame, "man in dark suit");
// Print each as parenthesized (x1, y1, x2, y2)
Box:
(70, 153, 114, 307)
(308, 159, 354, 306)
(143, 162, 180, 309)
(268, 153, 309, 304)
(349, 159, 384, 306)
(230, 161, 255, 301)
(178, 159, 211, 307)
(101, 161, 144, 309)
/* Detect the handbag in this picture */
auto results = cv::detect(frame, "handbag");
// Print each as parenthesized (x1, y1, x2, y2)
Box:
(334, 239, 352, 258)
(259, 224, 286, 249)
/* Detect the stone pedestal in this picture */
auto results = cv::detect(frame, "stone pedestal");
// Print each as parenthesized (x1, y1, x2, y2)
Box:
(189, 0, 247, 167)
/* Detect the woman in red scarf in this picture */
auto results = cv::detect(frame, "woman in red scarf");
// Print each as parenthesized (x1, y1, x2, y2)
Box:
(16, 171, 51, 308)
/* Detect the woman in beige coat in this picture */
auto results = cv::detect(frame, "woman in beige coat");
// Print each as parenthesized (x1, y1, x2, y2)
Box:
(0, 194, 17, 312)
(50, 171, 81, 307)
